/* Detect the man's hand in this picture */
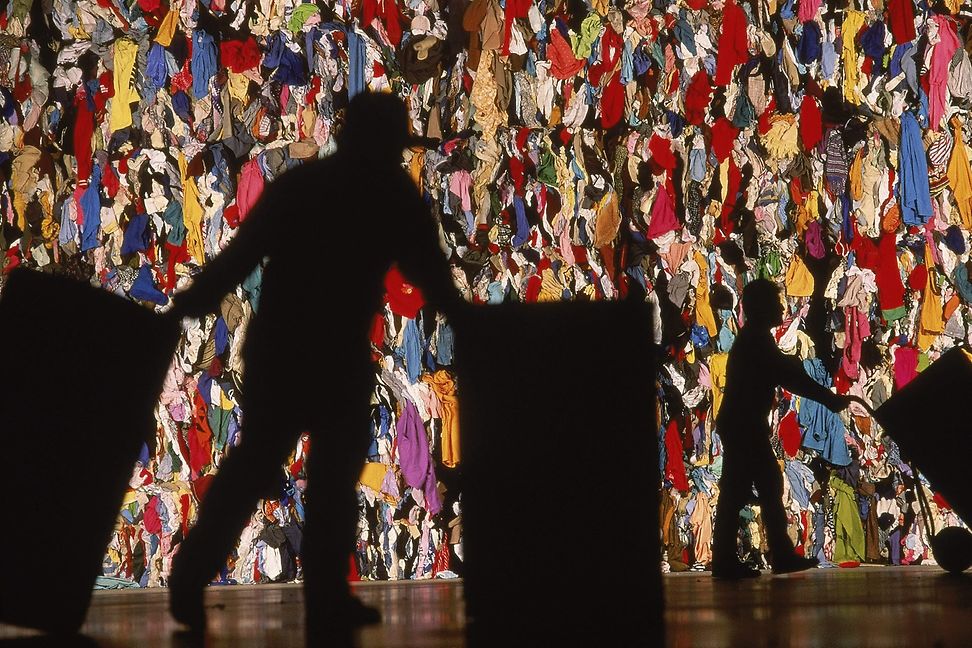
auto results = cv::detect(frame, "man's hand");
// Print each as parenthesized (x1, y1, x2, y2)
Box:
(830, 394, 852, 412)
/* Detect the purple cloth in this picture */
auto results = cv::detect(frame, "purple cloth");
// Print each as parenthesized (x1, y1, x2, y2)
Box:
(805, 220, 826, 259)
(396, 400, 442, 515)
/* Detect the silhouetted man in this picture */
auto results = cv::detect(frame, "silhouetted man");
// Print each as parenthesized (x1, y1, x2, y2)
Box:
(167, 92, 465, 637)
(712, 279, 849, 579)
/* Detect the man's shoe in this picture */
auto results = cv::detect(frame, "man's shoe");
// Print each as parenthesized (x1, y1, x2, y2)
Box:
(168, 557, 208, 632)
(347, 597, 382, 627)
(772, 555, 819, 575)
(168, 571, 206, 631)
(711, 562, 761, 580)
(310, 593, 382, 630)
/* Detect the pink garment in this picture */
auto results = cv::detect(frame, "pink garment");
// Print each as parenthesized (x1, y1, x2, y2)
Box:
(798, 0, 821, 22)
(380, 464, 401, 501)
(841, 306, 870, 380)
(929, 15, 960, 131)
(661, 240, 692, 270)
(236, 158, 265, 222)
(806, 220, 826, 259)
(893, 346, 919, 389)
(924, 222, 943, 267)
(647, 184, 678, 239)
(558, 226, 576, 266)
(449, 170, 472, 211)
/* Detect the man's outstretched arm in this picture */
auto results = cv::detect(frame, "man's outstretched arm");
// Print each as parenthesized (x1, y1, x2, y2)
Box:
(394, 179, 466, 318)
(172, 174, 283, 318)
(773, 350, 849, 412)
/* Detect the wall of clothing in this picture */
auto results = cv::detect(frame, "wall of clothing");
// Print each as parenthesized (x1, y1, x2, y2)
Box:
(1, 0, 970, 584)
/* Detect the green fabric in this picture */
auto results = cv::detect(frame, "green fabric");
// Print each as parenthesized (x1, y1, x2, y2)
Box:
(163, 200, 187, 246)
(288, 3, 321, 32)
(11, 0, 31, 20)
(882, 305, 908, 322)
(570, 14, 602, 60)
(832, 475, 865, 563)
(537, 147, 559, 187)
(208, 403, 233, 454)
(917, 352, 931, 373)
(732, 92, 756, 129)
(758, 250, 783, 278)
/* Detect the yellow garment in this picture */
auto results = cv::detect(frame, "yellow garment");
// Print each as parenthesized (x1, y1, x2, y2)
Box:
(785, 253, 815, 297)
(849, 148, 865, 201)
(538, 267, 564, 301)
(10, 145, 40, 194)
(109, 39, 141, 134)
(761, 114, 800, 158)
(689, 491, 713, 562)
(299, 104, 316, 139)
(359, 462, 388, 492)
(594, 191, 621, 247)
(121, 489, 138, 508)
(154, 9, 179, 46)
(842, 11, 866, 104)
(795, 190, 819, 235)
(409, 148, 425, 190)
(947, 120, 972, 229)
(41, 207, 60, 245)
(68, 23, 91, 40)
(422, 370, 460, 468)
(553, 147, 576, 231)
(227, 71, 250, 103)
(11, 146, 38, 231)
(694, 251, 719, 336)
(918, 244, 944, 350)
(709, 352, 729, 419)
(178, 153, 206, 264)
(471, 137, 501, 229)
(220, 388, 235, 411)
(469, 49, 505, 141)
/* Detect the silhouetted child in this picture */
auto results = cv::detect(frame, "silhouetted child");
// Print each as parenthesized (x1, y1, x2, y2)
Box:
(167, 92, 466, 638)
(712, 279, 849, 579)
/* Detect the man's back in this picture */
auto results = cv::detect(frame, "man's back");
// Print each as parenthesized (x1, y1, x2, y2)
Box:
(180, 146, 454, 356)
(254, 153, 412, 338)
(717, 326, 781, 435)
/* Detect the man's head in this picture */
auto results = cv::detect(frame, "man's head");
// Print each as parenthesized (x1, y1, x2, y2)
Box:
(741, 278, 785, 329)
(338, 92, 416, 161)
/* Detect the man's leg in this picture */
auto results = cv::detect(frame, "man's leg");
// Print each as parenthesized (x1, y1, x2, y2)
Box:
(712, 441, 759, 578)
(302, 375, 379, 640)
(751, 440, 817, 574)
(169, 406, 300, 629)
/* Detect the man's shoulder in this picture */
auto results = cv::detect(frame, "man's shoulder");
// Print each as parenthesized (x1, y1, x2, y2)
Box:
(728, 327, 777, 359)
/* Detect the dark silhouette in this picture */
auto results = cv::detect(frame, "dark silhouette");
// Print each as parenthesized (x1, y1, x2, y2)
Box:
(166, 92, 465, 639)
(455, 299, 662, 647)
(712, 279, 849, 579)
(861, 344, 972, 574)
(0, 269, 180, 634)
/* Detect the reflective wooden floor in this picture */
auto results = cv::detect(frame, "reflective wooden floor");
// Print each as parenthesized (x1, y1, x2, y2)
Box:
(2, 567, 972, 647)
